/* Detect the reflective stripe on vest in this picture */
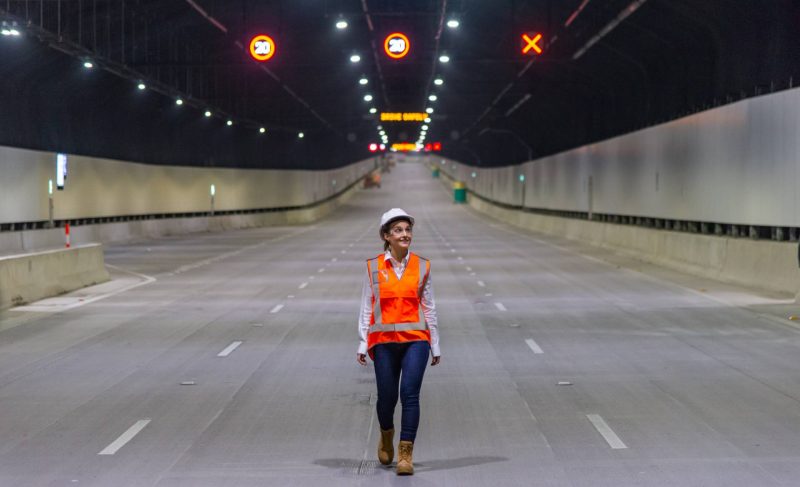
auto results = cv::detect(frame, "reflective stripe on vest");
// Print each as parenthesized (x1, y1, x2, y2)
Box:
(367, 253, 429, 334)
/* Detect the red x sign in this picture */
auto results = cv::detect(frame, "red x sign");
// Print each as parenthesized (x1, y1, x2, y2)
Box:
(521, 33, 543, 55)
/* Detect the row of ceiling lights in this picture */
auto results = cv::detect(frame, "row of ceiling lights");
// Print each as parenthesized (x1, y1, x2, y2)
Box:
(335, 13, 458, 151)
(79, 58, 303, 139)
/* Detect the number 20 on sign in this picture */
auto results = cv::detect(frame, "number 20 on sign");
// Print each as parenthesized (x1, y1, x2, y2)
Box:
(249, 34, 276, 61)
(384, 32, 410, 59)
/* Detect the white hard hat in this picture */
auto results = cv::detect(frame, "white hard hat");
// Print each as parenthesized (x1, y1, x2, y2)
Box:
(380, 208, 414, 229)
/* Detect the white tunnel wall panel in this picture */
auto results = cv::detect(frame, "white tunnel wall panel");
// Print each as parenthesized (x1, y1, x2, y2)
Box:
(443, 87, 800, 228)
(0, 146, 375, 224)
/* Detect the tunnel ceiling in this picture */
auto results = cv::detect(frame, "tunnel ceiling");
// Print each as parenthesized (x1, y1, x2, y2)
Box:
(0, 0, 799, 169)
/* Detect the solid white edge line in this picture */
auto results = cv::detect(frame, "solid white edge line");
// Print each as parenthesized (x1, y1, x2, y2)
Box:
(495, 302, 507, 311)
(217, 341, 243, 357)
(525, 338, 544, 354)
(98, 419, 151, 455)
(586, 414, 628, 449)
(298, 282, 308, 289)
(270, 304, 284, 313)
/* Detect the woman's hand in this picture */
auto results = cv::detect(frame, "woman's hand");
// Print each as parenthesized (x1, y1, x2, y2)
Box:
(357, 353, 367, 366)
(431, 356, 441, 366)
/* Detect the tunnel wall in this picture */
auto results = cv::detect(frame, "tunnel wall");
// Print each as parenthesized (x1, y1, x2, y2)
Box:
(444, 86, 800, 228)
(0, 145, 376, 225)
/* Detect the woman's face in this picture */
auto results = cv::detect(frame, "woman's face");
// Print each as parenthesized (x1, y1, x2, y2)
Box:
(384, 219, 413, 252)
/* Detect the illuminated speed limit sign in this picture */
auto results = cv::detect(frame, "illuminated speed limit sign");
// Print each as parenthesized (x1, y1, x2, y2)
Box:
(384, 32, 410, 59)
(249, 34, 275, 61)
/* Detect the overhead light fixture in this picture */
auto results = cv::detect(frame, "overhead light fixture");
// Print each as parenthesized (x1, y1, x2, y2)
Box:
(428, 95, 437, 101)
(350, 54, 361, 63)
(83, 61, 94, 69)
(434, 78, 443, 86)
(336, 19, 348, 30)
(226, 120, 233, 126)
(426, 107, 434, 114)
(439, 55, 450, 63)
(259, 127, 266, 133)
(204, 110, 212, 117)
(175, 98, 184, 106)
(364, 94, 373, 102)
(359, 77, 368, 85)
(424, 117, 431, 123)
(422, 125, 428, 130)
(298, 132, 305, 138)
(137, 82, 146, 90)
(447, 19, 460, 29)
(369, 107, 377, 114)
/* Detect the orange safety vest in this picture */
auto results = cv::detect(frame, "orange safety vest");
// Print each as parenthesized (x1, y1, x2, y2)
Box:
(366, 252, 431, 358)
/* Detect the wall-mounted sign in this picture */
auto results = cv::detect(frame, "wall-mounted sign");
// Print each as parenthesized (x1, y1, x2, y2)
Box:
(380, 112, 427, 122)
(249, 34, 276, 61)
(521, 32, 543, 55)
(384, 32, 410, 59)
(56, 153, 68, 190)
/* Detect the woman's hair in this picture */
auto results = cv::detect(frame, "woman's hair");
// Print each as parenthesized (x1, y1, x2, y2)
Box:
(380, 217, 413, 251)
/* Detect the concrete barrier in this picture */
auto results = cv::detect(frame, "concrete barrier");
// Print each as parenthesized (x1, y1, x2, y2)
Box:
(0, 174, 364, 254)
(439, 168, 800, 296)
(0, 244, 110, 310)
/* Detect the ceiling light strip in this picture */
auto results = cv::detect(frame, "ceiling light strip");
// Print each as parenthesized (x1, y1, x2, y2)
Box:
(188, 1, 334, 132)
(573, 0, 648, 60)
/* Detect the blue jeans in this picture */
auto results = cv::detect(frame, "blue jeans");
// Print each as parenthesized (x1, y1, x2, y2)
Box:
(372, 341, 430, 442)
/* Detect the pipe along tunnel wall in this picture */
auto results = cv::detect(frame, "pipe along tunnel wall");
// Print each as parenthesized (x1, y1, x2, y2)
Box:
(436, 86, 800, 297)
(0, 150, 377, 309)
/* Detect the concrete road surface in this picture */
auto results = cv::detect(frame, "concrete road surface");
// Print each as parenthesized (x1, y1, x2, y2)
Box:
(2, 161, 800, 486)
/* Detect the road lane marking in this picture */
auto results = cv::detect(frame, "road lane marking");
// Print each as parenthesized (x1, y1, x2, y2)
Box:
(450, 249, 456, 253)
(458, 256, 464, 261)
(525, 338, 543, 354)
(477, 280, 485, 287)
(586, 414, 628, 449)
(470, 272, 476, 276)
(217, 341, 243, 357)
(270, 304, 284, 313)
(309, 276, 315, 280)
(331, 257, 338, 262)
(466, 266, 472, 271)
(495, 302, 507, 311)
(318, 268, 325, 273)
(299, 282, 309, 289)
(98, 419, 151, 455)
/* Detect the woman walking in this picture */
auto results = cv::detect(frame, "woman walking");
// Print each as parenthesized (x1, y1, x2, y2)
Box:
(357, 208, 441, 475)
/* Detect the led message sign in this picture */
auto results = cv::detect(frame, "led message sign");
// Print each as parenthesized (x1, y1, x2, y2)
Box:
(521, 32, 543, 55)
(384, 32, 411, 59)
(392, 143, 418, 152)
(380, 112, 427, 122)
(249, 34, 276, 61)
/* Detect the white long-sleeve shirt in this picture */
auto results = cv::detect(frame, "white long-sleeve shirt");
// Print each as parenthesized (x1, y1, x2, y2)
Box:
(357, 250, 440, 357)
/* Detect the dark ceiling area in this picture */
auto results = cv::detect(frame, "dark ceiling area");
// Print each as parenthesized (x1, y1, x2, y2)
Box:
(1, 0, 799, 170)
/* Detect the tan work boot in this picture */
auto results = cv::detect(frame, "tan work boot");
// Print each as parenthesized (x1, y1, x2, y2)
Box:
(377, 428, 394, 465)
(396, 440, 414, 475)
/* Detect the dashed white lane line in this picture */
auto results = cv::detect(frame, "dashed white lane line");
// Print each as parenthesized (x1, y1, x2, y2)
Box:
(98, 419, 151, 455)
(270, 304, 284, 314)
(299, 282, 309, 289)
(586, 414, 628, 449)
(341, 250, 347, 254)
(287, 295, 295, 299)
(318, 268, 326, 273)
(331, 257, 338, 262)
(466, 266, 472, 271)
(457, 256, 464, 261)
(494, 302, 507, 311)
(450, 249, 456, 253)
(477, 280, 486, 287)
(470, 272, 477, 276)
(348, 244, 354, 247)
(309, 276, 315, 280)
(525, 338, 544, 354)
(217, 341, 243, 357)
